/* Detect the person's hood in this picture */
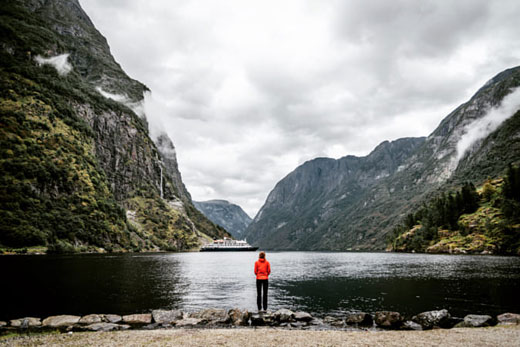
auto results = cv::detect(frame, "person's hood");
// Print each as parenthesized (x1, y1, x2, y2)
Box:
(258, 258, 266, 262)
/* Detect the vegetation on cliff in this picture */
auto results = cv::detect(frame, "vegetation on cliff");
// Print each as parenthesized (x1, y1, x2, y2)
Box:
(389, 165, 520, 255)
(0, 1, 228, 254)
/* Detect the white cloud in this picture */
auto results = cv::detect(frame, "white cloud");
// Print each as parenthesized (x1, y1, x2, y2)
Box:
(96, 86, 145, 118)
(35, 53, 72, 75)
(80, 0, 520, 217)
(457, 87, 520, 160)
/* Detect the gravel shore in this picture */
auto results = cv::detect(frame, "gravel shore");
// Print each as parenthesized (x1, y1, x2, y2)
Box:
(2, 326, 520, 347)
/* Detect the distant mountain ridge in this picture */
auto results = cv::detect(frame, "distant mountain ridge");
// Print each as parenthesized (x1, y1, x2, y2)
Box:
(194, 200, 252, 239)
(244, 66, 520, 251)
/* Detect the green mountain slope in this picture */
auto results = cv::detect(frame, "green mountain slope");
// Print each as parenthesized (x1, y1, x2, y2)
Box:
(0, 0, 228, 254)
(244, 66, 520, 251)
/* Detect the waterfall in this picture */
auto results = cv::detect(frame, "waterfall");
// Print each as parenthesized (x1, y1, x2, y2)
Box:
(160, 163, 163, 199)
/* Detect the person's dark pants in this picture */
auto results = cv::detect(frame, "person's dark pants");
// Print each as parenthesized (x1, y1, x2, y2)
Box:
(256, 279, 268, 310)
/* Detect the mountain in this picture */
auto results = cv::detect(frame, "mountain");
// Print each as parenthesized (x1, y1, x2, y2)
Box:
(244, 66, 520, 251)
(0, 0, 229, 253)
(193, 200, 252, 239)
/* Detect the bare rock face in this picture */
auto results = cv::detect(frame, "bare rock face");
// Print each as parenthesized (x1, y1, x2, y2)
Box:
(42, 315, 81, 327)
(497, 312, 520, 325)
(401, 321, 423, 331)
(374, 311, 403, 329)
(412, 309, 451, 329)
(122, 314, 152, 325)
(345, 312, 373, 326)
(151, 310, 183, 324)
(9, 317, 41, 328)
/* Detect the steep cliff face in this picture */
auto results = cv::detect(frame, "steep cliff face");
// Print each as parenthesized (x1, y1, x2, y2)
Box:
(245, 66, 520, 250)
(245, 138, 426, 250)
(0, 0, 228, 253)
(193, 200, 252, 239)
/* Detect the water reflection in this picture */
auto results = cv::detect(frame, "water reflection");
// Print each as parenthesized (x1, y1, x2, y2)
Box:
(1, 252, 519, 320)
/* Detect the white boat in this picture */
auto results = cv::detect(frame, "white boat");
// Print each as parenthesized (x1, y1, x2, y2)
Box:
(200, 238, 259, 252)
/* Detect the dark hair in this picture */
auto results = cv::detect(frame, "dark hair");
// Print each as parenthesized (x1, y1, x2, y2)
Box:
(259, 251, 266, 259)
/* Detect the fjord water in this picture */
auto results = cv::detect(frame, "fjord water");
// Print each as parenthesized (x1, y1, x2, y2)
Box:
(1, 252, 519, 320)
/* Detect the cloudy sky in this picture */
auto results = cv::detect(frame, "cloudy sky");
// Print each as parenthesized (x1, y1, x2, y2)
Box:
(80, 0, 520, 217)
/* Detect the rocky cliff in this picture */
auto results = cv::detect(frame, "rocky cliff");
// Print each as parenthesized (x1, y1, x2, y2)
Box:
(244, 66, 520, 250)
(0, 0, 228, 253)
(193, 200, 252, 239)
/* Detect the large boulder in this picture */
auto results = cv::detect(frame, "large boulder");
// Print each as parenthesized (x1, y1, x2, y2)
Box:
(0, 321, 6, 327)
(228, 308, 251, 326)
(85, 323, 130, 332)
(251, 312, 275, 326)
(10, 317, 41, 328)
(401, 321, 423, 331)
(455, 314, 496, 328)
(273, 309, 295, 323)
(42, 315, 81, 328)
(79, 314, 103, 324)
(104, 314, 122, 323)
(122, 314, 152, 325)
(345, 312, 373, 326)
(374, 311, 403, 329)
(323, 316, 345, 327)
(294, 311, 313, 322)
(190, 308, 229, 325)
(497, 313, 520, 325)
(152, 310, 183, 324)
(412, 309, 451, 329)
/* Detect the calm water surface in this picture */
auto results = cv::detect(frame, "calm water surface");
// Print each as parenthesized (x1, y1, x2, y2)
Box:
(1, 252, 520, 320)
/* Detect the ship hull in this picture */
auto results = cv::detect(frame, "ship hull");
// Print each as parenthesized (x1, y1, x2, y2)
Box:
(200, 247, 259, 252)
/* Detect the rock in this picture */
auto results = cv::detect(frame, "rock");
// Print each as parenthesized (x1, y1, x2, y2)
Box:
(142, 323, 161, 330)
(345, 312, 373, 326)
(290, 321, 307, 328)
(228, 308, 251, 326)
(42, 315, 81, 327)
(122, 314, 152, 325)
(323, 316, 344, 327)
(85, 323, 130, 332)
(374, 311, 403, 329)
(79, 314, 103, 324)
(273, 309, 295, 323)
(104, 314, 122, 323)
(10, 317, 41, 328)
(412, 309, 451, 329)
(294, 311, 313, 322)
(0, 321, 6, 327)
(497, 313, 520, 325)
(190, 308, 229, 325)
(251, 314, 266, 326)
(174, 318, 203, 327)
(455, 314, 496, 328)
(152, 310, 183, 324)
(401, 321, 423, 331)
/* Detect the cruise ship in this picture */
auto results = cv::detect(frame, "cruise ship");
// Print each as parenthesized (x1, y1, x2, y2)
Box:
(200, 238, 258, 252)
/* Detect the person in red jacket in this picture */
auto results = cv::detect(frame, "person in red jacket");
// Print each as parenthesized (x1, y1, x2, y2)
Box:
(254, 251, 271, 312)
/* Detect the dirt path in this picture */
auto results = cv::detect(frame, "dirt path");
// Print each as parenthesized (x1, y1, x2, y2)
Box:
(2, 326, 520, 346)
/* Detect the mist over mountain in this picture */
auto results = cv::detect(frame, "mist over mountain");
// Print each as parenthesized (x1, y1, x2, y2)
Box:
(244, 66, 520, 251)
(193, 200, 252, 239)
(0, 0, 228, 253)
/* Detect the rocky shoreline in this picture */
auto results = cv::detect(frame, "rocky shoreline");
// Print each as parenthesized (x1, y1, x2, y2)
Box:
(1, 309, 519, 335)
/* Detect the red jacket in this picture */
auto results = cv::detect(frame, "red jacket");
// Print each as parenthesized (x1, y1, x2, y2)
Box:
(254, 258, 271, 280)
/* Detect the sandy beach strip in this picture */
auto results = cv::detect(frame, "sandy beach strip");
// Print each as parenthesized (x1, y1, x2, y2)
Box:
(2, 326, 520, 347)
